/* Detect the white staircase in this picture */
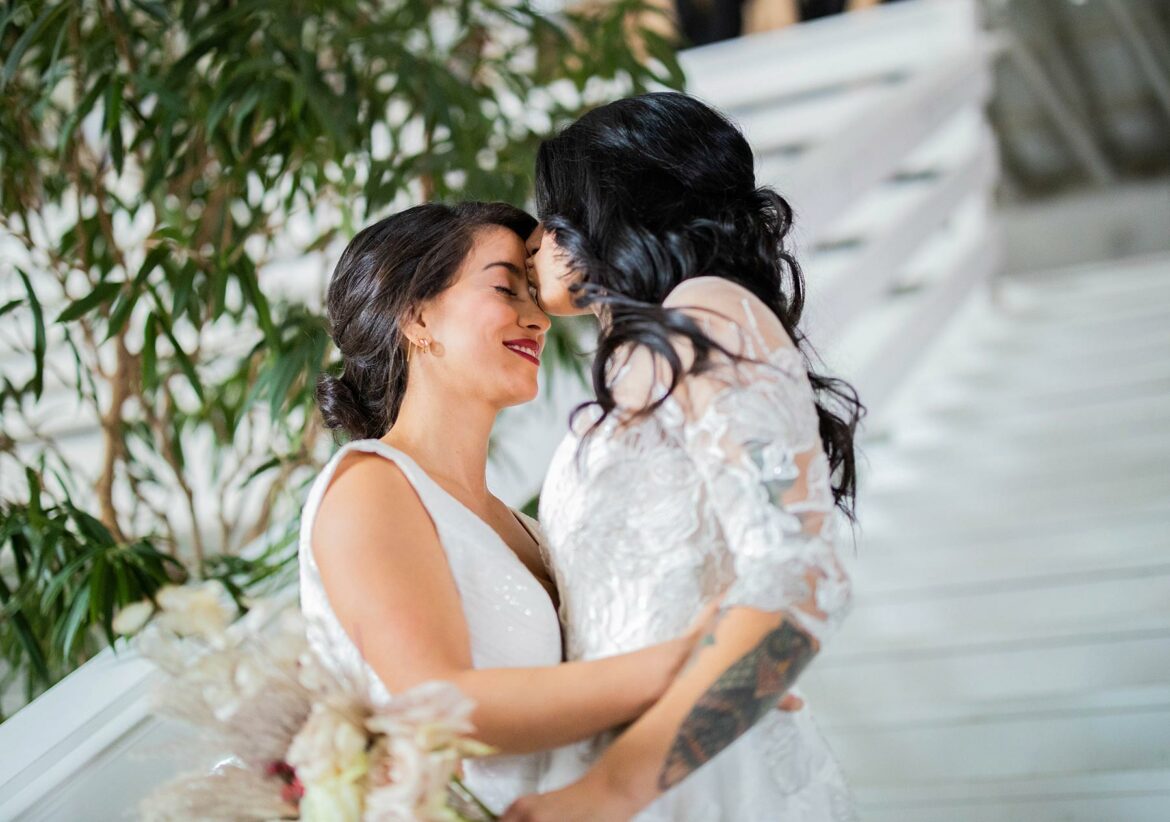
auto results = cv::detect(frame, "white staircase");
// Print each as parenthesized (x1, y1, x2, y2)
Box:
(804, 253, 1170, 821)
(11, 3, 1167, 819)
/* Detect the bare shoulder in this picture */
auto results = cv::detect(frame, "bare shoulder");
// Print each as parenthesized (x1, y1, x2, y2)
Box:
(307, 449, 470, 683)
(663, 275, 759, 311)
(311, 450, 437, 567)
(664, 276, 795, 356)
(612, 280, 793, 410)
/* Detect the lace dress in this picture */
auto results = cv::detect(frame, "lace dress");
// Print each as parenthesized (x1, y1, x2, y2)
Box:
(298, 439, 563, 814)
(538, 277, 858, 821)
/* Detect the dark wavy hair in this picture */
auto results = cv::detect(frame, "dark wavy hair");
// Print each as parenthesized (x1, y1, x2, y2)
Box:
(534, 92, 864, 518)
(317, 202, 537, 442)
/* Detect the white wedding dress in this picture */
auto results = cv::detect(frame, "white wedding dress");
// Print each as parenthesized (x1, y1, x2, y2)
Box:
(298, 439, 563, 814)
(538, 277, 859, 821)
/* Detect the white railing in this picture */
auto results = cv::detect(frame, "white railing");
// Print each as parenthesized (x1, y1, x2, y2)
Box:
(0, 1, 996, 817)
(681, 0, 997, 415)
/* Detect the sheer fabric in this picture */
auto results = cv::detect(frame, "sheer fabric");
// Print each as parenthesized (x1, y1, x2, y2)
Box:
(538, 277, 857, 821)
(298, 439, 563, 814)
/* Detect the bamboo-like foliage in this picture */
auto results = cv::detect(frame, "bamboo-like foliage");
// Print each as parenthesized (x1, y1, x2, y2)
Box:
(0, 0, 683, 712)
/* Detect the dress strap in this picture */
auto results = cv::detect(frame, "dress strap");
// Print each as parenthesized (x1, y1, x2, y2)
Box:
(303, 438, 453, 563)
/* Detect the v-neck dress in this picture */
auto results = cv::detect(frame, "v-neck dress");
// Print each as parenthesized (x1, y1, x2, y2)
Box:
(298, 439, 563, 813)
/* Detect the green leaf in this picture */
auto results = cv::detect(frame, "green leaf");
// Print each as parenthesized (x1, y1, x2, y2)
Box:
(58, 586, 91, 660)
(130, 0, 170, 24)
(89, 557, 114, 646)
(230, 85, 264, 149)
(106, 245, 168, 340)
(104, 76, 125, 174)
(150, 292, 203, 401)
(171, 259, 196, 318)
(235, 257, 276, 345)
(243, 455, 280, 483)
(141, 313, 158, 388)
(10, 611, 50, 685)
(56, 80, 107, 159)
(265, 351, 302, 417)
(1, 2, 70, 91)
(69, 506, 115, 545)
(24, 465, 44, 527)
(15, 268, 45, 399)
(56, 281, 122, 323)
(40, 549, 96, 610)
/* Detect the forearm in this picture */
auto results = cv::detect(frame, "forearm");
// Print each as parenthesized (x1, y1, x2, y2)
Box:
(449, 641, 679, 755)
(587, 607, 819, 811)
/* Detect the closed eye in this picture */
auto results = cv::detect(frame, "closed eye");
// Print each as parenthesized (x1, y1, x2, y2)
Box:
(495, 286, 519, 297)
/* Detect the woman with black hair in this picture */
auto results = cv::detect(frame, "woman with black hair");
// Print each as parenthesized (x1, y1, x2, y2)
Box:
(503, 93, 863, 821)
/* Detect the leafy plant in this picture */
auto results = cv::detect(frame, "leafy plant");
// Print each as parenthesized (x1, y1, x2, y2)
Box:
(0, 465, 184, 719)
(0, 0, 683, 712)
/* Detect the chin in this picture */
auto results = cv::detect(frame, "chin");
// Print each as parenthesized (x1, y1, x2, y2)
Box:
(517, 380, 540, 404)
(517, 376, 541, 404)
(495, 375, 540, 407)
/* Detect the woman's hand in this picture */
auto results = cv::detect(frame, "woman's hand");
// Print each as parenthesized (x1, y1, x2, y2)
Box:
(500, 772, 639, 822)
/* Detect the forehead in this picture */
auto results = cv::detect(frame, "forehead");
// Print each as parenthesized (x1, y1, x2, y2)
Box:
(449, 226, 527, 287)
(467, 225, 526, 263)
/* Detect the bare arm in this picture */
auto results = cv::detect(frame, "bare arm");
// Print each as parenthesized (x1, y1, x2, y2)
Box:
(568, 603, 822, 812)
(312, 453, 695, 755)
(448, 643, 691, 754)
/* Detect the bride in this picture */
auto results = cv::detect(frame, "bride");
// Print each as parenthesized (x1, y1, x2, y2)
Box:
(299, 201, 723, 814)
(504, 92, 864, 821)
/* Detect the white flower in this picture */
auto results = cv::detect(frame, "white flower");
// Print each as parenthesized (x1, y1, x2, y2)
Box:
(299, 774, 365, 822)
(112, 600, 154, 636)
(155, 580, 236, 640)
(287, 703, 370, 822)
(366, 681, 477, 750)
(287, 702, 370, 784)
(362, 682, 493, 821)
(363, 736, 425, 820)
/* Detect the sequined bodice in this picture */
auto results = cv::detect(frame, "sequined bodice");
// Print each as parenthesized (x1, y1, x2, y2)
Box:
(538, 277, 858, 821)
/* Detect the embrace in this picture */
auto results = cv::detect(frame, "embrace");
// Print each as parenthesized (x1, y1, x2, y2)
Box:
(299, 91, 863, 821)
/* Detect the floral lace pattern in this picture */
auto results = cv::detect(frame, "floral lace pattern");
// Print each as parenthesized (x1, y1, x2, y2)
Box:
(539, 278, 857, 821)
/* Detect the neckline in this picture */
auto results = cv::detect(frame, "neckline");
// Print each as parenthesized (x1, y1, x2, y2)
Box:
(358, 440, 559, 616)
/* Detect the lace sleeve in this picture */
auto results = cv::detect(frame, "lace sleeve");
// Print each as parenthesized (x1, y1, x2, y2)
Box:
(664, 278, 853, 643)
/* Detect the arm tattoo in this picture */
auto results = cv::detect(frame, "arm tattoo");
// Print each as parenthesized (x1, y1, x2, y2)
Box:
(657, 619, 816, 791)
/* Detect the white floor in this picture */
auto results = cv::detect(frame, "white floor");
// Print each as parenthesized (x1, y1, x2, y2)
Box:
(804, 254, 1170, 821)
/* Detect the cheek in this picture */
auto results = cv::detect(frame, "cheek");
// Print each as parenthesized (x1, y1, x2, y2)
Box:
(445, 300, 513, 351)
(535, 249, 583, 315)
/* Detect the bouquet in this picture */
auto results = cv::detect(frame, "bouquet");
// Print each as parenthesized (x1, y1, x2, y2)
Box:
(116, 582, 497, 821)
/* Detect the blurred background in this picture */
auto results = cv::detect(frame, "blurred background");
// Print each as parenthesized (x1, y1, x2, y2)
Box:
(1, 0, 1168, 819)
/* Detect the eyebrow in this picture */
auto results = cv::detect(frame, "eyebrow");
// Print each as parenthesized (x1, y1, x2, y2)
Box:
(483, 261, 524, 277)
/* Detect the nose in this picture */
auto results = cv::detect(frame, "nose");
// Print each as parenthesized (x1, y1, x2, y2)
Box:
(524, 301, 552, 334)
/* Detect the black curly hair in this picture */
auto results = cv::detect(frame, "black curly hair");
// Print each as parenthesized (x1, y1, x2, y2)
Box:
(534, 92, 864, 518)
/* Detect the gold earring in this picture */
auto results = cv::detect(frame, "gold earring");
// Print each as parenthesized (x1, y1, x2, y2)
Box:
(407, 337, 431, 362)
